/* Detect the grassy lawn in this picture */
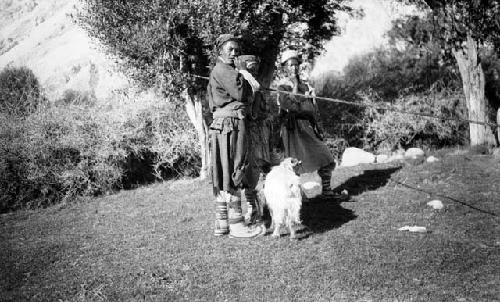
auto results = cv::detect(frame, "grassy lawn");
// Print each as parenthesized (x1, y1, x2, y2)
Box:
(1, 152, 499, 301)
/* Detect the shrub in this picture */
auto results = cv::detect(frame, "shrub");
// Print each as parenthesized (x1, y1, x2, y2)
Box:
(0, 90, 199, 212)
(56, 89, 96, 106)
(0, 66, 45, 115)
(360, 88, 468, 152)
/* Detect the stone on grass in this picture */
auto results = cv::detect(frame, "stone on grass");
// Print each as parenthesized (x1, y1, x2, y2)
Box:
(398, 226, 428, 233)
(404, 148, 425, 159)
(427, 199, 444, 210)
(340, 147, 375, 167)
(300, 171, 322, 199)
(426, 156, 439, 163)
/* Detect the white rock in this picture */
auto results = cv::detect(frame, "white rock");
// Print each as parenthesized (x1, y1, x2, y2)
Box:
(375, 154, 390, 163)
(300, 171, 322, 198)
(427, 199, 444, 210)
(405, 148, 425, 159)
(426, 156, 440, 163)
(340, 147, 375, 167)
(398, 226, 428, 233)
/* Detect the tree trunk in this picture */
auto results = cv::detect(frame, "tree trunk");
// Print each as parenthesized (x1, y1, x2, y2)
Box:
(497, 107, 500, 144)
(183, 89, 210, 179)
(453, 34, 496, 146)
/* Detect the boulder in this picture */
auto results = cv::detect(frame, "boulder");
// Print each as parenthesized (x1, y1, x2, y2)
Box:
(340, 147, 375, 167)
(404, 148, 425, 159)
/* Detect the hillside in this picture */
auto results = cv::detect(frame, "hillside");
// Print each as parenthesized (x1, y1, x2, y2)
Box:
(0, 0, 127, 101)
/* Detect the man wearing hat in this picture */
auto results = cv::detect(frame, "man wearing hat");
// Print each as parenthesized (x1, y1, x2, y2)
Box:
(207, 34, 263, 238)
(276, 49, 341, 199)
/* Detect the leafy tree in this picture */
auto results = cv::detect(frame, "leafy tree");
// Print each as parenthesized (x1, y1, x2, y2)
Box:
(78, 0, 352, 178)
(396, 0, 500, 146)
(0, 66, 44, 116)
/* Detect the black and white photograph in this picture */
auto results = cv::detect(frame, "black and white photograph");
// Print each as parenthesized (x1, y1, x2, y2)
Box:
(1, 0, 499, 301)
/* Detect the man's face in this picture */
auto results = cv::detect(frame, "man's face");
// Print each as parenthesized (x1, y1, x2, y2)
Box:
(285, 58, 300, 77)
(220, 41, 240, 66)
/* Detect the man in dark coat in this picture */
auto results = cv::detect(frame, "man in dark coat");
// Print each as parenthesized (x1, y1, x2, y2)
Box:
(207, 34, 263, 238)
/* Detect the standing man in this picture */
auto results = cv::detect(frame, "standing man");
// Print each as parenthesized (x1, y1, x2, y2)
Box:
(207, 34, 263, 237)
(276, 49, 341, 198)
(236, 55, 271, 225)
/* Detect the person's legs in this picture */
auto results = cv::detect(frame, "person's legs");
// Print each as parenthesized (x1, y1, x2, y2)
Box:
(212, 133, 230, 236)
(318, 162, 349, 200)
(214, 191, 229, 236)
(318, 162, 335, 193)
(228, 127, 263, 238)
(228, 190, 263, 238)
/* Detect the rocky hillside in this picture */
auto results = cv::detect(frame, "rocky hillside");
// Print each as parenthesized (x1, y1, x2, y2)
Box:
(0, 0, 127, 101)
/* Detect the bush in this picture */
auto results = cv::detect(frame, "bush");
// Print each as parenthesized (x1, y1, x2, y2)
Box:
(0, 90, 199, 212)
(0, 66, 45, 115)
(360, 88, 469, 152)
(56, 89, 96, 106)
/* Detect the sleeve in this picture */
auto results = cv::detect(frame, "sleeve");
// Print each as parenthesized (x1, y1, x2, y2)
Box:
(211, 64, 250, 108)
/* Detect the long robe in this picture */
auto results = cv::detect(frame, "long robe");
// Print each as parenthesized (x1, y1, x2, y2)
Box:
(207, 59, 252, 195)
(277, 80, 334, 173)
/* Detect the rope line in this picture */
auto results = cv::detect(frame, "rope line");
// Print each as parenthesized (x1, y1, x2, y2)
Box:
(190, 73, 500, 129)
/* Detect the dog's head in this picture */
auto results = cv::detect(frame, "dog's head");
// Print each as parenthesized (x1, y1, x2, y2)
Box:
(281, 157, 302, 175)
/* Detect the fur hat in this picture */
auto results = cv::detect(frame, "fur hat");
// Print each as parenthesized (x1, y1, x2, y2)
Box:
(280, 49, 301, 65)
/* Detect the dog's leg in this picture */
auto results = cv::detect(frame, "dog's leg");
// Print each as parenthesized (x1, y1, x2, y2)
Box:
(271, 222, 281, 238)
(271, 211, 282, 238)
(285, 212, 296, 239)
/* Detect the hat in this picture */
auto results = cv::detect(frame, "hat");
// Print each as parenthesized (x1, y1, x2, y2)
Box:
(280, 49, 301, 65)
(216, 34, 239, 49)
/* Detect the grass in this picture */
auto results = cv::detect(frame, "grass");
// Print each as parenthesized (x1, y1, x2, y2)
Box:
(1, 151, 499, 301)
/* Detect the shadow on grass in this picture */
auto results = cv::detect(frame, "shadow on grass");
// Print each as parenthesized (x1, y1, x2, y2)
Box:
(300, 198, 357, 236)
(334, 166, 402, 196)
(293, 166, 402, 238)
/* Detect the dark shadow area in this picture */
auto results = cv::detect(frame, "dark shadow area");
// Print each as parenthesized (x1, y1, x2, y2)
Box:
(121, 150, 200, 190)
(300, 198, 357, 236)
(334, 166, 402, 196)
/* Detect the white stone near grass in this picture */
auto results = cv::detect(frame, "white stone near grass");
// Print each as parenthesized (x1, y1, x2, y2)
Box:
(427, 199, 444, 210)
(426, 156, 440, 163)
(398, 226, 428, 233)
(340, 147, 376, 167)
(404, 148, 425, 159)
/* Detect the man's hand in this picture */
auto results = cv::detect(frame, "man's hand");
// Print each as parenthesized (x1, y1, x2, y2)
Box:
(234, 56, 246, 71)
(239, 69, 261, 92)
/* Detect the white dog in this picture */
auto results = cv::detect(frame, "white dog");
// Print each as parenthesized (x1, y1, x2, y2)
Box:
(262, 157, 303, 239)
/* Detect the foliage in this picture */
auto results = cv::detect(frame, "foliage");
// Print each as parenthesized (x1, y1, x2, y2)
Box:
(0, 91, 199, 213)
(0, 66, 45, 116)
(77, 0, 352, 93)
(397, 0, 500, 56)
(360, 88, 468, 152)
